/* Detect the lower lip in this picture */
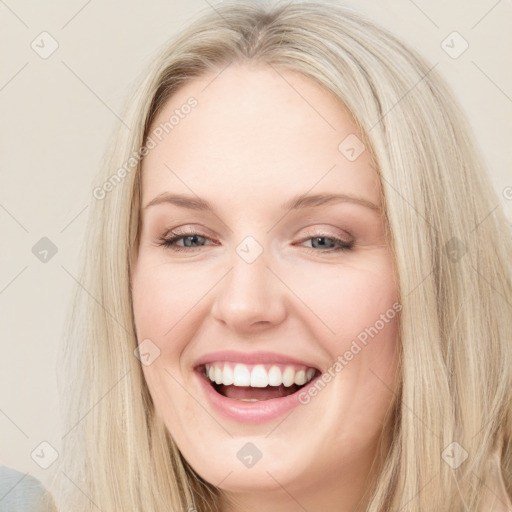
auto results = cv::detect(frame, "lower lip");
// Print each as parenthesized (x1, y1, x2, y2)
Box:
(195, 369, 318, 424)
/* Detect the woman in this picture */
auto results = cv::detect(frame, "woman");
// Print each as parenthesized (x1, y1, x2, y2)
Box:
(49, 1, 512, 511)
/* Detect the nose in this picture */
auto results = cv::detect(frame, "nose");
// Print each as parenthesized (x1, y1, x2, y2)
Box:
(210, 246, 287, 334)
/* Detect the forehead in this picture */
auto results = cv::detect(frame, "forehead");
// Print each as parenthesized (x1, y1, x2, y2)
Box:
(141, 63, 380, 210)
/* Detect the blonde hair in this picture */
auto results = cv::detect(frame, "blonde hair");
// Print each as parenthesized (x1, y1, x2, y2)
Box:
(48, 1, 512, 510)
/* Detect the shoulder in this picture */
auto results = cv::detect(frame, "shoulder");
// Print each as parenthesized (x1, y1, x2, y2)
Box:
(0, 465, 53, 512)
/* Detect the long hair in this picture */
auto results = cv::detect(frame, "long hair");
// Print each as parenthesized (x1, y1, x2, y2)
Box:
(47, 1, 512, 510)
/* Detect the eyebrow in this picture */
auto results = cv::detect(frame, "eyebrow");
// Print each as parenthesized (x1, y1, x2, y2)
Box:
(143, 192, 380, 212)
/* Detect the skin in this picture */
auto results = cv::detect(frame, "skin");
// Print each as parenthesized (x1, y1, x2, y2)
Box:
(130, 63, 400, 512)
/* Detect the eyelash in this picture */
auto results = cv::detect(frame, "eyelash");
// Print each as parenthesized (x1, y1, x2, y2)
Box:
(156, 230, 354, 254)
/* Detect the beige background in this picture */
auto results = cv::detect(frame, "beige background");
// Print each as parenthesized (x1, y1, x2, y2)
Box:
(1, 0, 511, 491)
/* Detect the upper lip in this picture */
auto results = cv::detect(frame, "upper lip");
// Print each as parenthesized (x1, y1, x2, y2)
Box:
(193, 350, 320, 370)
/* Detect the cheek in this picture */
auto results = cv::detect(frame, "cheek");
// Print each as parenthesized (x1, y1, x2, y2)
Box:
(288, 255, 399, 344)
(141, 362, 201, 443)
(131, 262, 190, 416)
(131, 259, 217, 425)
(132, 259, 200, 431)
(131, 260, 204, 346)
(288, 254, 400, 407)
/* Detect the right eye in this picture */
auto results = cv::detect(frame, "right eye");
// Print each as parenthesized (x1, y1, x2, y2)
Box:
(157, 231, 215, 252)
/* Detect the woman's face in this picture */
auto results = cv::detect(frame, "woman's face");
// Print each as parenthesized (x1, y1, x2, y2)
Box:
(131, 63, 400, 510)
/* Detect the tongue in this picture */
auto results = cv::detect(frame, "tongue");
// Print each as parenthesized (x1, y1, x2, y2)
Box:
(217, 384, 300, 400)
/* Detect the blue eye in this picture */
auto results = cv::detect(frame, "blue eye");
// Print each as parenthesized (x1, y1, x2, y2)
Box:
(157, 232, 353, 253)
(157, 233, 212, 252)
(301, 236, 353, 252)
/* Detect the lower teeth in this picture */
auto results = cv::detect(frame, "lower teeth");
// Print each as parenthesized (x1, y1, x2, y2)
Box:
(209, 379, 306, 401)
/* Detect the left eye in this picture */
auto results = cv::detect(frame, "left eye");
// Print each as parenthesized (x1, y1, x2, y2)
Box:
(300, 236, 353, 252)
(157, 232, 353, 253)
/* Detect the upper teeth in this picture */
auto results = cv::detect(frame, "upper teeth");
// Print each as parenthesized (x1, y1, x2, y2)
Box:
(204, 362, 316, 387)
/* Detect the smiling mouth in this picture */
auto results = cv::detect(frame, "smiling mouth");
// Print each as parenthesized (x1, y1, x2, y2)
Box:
(197, 362, 320, 401)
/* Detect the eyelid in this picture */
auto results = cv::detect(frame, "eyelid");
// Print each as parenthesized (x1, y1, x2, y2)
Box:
(157, 225, 355, 257)
(297, 225, 353, 243)
(161, 225, 353, 243)
(163, 224, 214, 236)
